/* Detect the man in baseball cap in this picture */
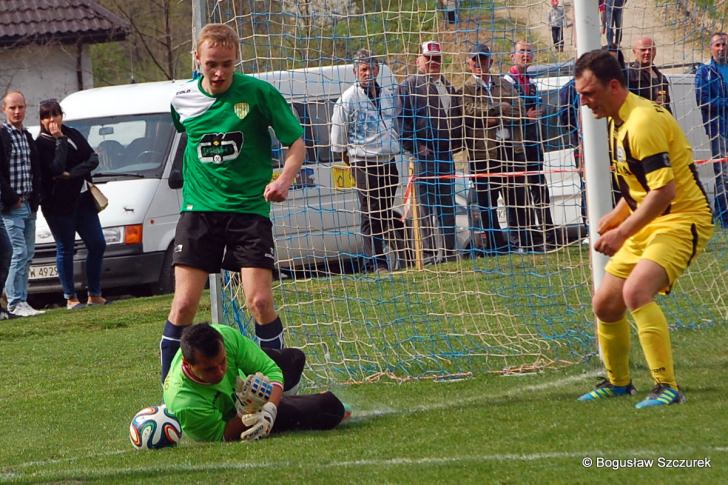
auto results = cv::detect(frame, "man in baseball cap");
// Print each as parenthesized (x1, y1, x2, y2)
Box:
(420, 40, 442, 56)
(399, 39, 462, 259)
(462, 41, 529, 254)
(469, 42, 491, 59)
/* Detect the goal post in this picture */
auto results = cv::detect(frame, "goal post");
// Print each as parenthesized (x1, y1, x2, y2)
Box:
(572, 0, 611, 294)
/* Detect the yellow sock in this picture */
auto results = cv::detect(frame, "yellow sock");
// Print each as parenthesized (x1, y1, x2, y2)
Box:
(632, 301, 677, 388)
(597, 317, 631, 386)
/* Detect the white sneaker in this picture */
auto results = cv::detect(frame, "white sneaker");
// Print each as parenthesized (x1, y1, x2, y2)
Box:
(22, 302, 46, 315)
(10, 301, 45, 317)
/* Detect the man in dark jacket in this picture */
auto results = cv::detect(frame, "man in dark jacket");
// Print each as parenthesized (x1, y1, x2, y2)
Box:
(505, 40, 556, 250)
(626, 37, 671, 113)
(461, 43, 531, 253)
(399, 40, 462, 258)
(695, 32, 728, 228)
(0, 90, 43, 317)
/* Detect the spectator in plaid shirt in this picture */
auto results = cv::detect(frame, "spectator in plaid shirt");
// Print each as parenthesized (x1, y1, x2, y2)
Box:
(0, 91, 44, 317)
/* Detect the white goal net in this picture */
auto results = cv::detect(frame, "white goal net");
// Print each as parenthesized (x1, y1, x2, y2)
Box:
(204, 0, 727, 385)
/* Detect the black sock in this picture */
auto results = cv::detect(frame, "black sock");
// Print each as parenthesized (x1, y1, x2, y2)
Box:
(160, 320, 185, 383)
(255, 317, 284, 350)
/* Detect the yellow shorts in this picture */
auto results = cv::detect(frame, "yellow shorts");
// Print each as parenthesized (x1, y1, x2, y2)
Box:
(605, 213, 714, 293)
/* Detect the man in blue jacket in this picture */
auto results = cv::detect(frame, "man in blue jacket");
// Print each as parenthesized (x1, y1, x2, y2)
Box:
(695, 32, 728, 228)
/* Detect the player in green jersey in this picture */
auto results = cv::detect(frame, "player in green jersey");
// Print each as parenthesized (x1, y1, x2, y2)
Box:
(160, 24, 305, 382)
(164, 324, 347, 442)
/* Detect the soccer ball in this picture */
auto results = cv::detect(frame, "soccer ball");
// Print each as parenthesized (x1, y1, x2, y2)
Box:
(129, 404, 182, 450)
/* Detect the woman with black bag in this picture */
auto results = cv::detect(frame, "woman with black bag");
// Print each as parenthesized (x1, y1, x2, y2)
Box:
(36, 99, 107, 309)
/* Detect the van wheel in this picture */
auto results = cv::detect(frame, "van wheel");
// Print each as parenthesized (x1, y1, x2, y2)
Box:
(155, 245, 175, 294)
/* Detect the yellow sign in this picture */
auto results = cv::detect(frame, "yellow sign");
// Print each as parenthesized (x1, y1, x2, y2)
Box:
(332, 164, 355, 190)
(234, 102, 250, 120)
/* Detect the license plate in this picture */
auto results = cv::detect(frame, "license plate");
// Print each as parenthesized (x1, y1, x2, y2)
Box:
(29, 264, 58, 280)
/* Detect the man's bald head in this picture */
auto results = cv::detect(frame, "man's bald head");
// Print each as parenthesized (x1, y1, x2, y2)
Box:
(632, 37, 656, 67)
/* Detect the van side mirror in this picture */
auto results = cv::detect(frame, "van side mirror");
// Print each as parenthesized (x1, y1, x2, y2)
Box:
(168, 169, 183, 189)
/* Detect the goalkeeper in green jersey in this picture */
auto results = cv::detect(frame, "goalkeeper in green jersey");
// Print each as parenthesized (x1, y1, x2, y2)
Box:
(163, 324, 348, 442)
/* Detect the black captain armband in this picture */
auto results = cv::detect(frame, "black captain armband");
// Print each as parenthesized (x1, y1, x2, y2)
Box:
(641, 153, 671, 173)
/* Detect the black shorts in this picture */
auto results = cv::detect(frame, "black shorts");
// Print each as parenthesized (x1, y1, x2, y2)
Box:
(172, 212, 275, 273)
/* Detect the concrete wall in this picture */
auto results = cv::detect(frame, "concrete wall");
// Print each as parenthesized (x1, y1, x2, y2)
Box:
(0, 43, 94, 127)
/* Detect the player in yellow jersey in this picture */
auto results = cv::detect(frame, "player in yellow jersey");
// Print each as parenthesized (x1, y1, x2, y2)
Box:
(574, 50, 714, 408)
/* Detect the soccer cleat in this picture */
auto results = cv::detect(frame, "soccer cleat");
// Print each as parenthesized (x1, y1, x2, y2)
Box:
(341, 403, 352, 423)
(635, 384, 686, 409)
(577, 377, 637, 401)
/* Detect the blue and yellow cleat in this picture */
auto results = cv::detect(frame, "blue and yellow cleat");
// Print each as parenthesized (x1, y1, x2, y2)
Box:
(341, 403, 352, 423)
(577, 378, 637, 401)
(635, 384, 686, 409)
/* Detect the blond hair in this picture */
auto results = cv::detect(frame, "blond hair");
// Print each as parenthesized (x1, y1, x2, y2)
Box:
(197, 23, 240, 57)
(2, 90, 26, 110)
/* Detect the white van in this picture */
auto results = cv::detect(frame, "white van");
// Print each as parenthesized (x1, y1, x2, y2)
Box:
(29, 65, 402, 294)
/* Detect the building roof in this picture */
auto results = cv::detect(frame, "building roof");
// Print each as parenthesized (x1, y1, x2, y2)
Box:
(0, 0, 129, 48)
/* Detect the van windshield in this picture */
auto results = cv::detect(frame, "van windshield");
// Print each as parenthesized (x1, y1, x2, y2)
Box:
(66, 114, 175, 179)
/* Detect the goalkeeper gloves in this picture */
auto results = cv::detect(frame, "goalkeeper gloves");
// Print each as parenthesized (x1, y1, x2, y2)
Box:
(235, 372, 273, 416)
(240, 402, 277, 441)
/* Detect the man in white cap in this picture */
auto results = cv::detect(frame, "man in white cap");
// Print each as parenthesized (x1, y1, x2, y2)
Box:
(398, 40, 462, 259)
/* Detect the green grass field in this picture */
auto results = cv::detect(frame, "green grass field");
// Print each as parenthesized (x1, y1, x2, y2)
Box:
(1, 290, 726, 484)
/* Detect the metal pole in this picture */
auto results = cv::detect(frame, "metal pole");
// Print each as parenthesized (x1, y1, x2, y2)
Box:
(209, 273, 223, 324)
(192, 0, 205, 45)
(191, 0, 205, 78)
(573, 0, 612, 293)
(192, 1, 224, 323)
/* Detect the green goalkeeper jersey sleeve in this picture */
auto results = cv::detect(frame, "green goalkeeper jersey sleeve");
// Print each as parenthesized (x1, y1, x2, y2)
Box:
(170, 72, 304, 215)
(163, 324, 284, 442)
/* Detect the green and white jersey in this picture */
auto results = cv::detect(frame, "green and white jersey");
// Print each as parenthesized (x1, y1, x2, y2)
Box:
(162, 324, 284, 442)
(171, 72, 303, 215)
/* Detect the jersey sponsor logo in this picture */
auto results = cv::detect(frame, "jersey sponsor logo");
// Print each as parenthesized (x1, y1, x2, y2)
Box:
(197, 132, 244, 164)
(175, 87, 193, 96)
(234, 102, 250, 120)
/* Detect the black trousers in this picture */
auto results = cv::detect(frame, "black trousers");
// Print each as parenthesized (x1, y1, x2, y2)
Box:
(551, 27, 563, 52)
(262, 348, 345, 433)
(470, 156, 507, 250)
(524, 145, 555, 246)
(352, 162, 411, 270)
(474, 147, 535, 250)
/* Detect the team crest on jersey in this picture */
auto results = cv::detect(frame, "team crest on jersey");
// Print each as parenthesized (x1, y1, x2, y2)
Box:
(234, 102, 250, 120)
(616, 145, 626, 163)
(198, 132, 244, 164)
